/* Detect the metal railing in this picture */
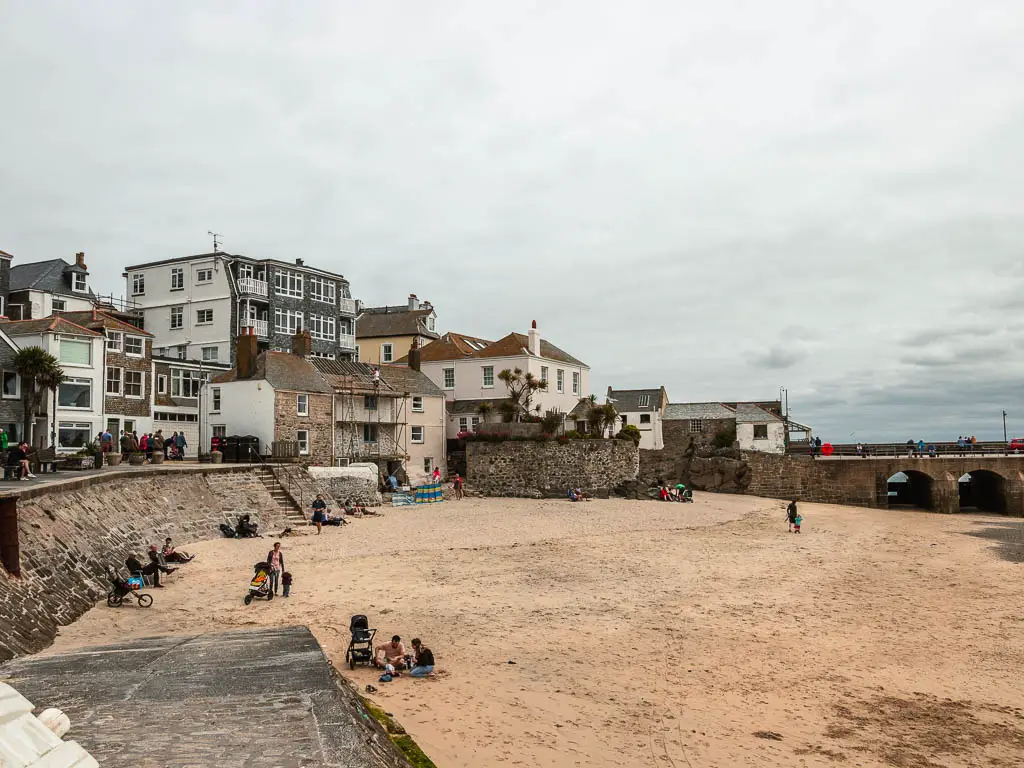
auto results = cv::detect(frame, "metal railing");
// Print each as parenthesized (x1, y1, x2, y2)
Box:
(339, 297, 357, 315)
(237, 277, 269, 297)
(241, 317, 269, 337)
(337, 332, 356, 349)
(788, 441, 1020, 458)
(246, 445, 306, 519)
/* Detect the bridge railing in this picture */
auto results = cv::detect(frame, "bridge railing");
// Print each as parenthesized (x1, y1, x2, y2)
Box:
(786, 441, 1019, 458)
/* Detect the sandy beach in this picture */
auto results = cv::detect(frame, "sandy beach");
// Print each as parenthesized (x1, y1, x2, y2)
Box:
(45, 494, 1024, 767)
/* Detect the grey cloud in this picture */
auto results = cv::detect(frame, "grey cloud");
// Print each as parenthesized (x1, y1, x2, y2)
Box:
(754, 345, 805, 370)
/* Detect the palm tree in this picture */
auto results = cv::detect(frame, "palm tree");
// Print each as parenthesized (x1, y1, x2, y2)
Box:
(14, 347, 64, 446)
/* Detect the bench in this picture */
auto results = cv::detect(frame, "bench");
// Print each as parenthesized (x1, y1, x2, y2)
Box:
(32, 447, 69, 474)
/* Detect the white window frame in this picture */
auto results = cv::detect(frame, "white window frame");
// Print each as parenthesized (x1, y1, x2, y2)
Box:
(482, 366, 494, 388)
(195, 308, 214, 325)
(1, 371, 20, 400)
(132, 273, 145, 295)
(297, 393, 309, 416)
(73, 273, 87, 292)
(58, 421, 93, 449)
(201, 346, 218, 361)
(58, 377, 92, 410)
(157, 374, 167, 395)
(212, 424, 227, 438)
(381, 343, 393, 363)
(171, 368, 205, 399)
(540, 366, 548, 383)
(308, 314, 335, 341)
(459, 417, 468, 433)
(170, 306, 183, 329)
(412, 396, 423, 412)
(125, 336, 144, 357)
(106, 366, 122, 395)
(211, 387, 222, 412)
(297, 429, 309, 455)
(124, 370, 144, 399)
(556, 369, 564, 393)
(51, 299, 67, 312)
(274, 308, 304, 335)
(427, 316, 436, 331)
(59, 338, 92, 367)
(196, 268, 213, 284)
(411, 425, 424, 444)
(170, 267, 184, 291)
(443, 368, 455, 389)
(637, 394, 650, 407)
(274, 269, 304, 298)
(572, 371, 580, 395)
(472, 416, 481, 429)
(107, 331, 124, 353)
(309, 275, 336, 305)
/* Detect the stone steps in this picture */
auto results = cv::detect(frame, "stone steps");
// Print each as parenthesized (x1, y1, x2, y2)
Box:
(256, 473, 307, 526)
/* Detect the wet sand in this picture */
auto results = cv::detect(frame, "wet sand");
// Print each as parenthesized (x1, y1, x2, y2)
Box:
(46, 494, 1024, 767)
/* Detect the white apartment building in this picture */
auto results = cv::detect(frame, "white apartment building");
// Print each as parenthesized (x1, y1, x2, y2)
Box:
(124, 252, 358, 364)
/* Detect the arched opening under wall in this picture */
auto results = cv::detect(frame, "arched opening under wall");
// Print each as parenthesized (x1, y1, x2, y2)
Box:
(887, 470, 933, 510)
(958, 470, 1007, 513)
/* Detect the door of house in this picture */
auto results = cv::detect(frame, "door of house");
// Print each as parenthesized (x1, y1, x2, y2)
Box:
(106, 418, 120, 436)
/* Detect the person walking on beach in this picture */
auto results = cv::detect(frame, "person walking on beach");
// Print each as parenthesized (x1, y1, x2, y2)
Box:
(793, 511, 803, 534)
(311, 494, 327, 534)
(452, 472, 464, 500)
(786, 500, 798, 532)
(282, 571, 292, 598)
(175, 431, 187, 460)
(267, 541, 284, 595)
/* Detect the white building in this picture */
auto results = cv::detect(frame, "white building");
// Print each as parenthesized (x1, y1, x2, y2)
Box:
(735, 403, 787, 453)
(605, 387, 669, 449)
(400, 321, 590, 439)
(7, 253, 95, 320)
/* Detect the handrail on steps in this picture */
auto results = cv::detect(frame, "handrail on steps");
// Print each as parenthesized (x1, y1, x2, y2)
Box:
(246, 447, 306, 522)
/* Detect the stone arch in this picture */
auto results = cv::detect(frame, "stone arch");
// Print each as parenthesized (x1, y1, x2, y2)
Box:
(958, 469, 1007, 513)
(887, 469, 933, 510)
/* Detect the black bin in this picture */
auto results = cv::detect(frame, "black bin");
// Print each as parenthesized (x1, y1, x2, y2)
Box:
(221, 436, 240, 463)
(238, 435, 260, 463)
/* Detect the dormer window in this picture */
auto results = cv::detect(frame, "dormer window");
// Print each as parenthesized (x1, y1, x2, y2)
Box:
(427, 315, 436, 332)
(73, 273, 87, 292)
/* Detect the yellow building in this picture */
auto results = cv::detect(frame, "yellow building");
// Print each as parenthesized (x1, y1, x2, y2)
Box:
(355, 294, 439, 365)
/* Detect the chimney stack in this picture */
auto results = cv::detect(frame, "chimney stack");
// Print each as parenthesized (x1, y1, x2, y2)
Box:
(408, 337, 421, 372)
(75, 252, 87, 270)
(408, 293, 419, 310)
(291, 327, 312, 357)
(295, 258, 304, 266)
(237, 326, 259, 379)
(528, 319, 541, 356)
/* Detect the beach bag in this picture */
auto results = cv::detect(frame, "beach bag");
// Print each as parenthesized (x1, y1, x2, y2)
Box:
(126, 576, 143, 590)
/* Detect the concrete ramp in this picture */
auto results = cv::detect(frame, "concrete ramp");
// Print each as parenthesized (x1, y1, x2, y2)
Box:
(0, 627, 411, 768)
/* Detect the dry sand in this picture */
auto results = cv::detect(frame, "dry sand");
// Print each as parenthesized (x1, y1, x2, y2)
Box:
(46, 494, 1024, 767)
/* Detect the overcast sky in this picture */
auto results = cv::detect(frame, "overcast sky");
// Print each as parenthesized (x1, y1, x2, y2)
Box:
(2, 1, 1022, 441)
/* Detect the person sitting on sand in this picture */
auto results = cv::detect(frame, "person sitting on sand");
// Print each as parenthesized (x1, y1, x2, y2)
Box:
(409, 638, 435, 678)
(574, 488, 590, 501)
(161, 537, 195, 563)
(375, 635, 407, 669)
(659, 485, 671, 502)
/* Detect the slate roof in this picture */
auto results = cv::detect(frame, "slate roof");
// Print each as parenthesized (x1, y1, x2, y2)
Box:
(734, 403, 784, 423)
(355, 307, 439, 340)
(309, 358, 443, 397)
(664, 402, 737, 420)
(0, 316, 103, 337)
(9, 258, 93, 297)
(607, 388, 664, 412)
(212, 352, 334, 393)
(448, 398, 498, 415)
(56, 310, 153, 337)
(568, 398, 597, 418)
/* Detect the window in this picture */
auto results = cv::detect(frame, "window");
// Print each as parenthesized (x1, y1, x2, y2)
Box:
(363, 423, 377, 443)
(174, 345, 187, 359)
(202, 346, 218, 361)
(472, 416, 481, 429)
(73, 273, 87, 292)
(59, 339, 91, 366)
(411, 426, 424, 443)
(309, 276, 335, 304)
(556, 369, 564, 393)
(52, 299, 66, 311)
(238, 264, 253, 280)
(297, 394, 308, 416)
(132, 273, 145, 295)
(412, 396, 423, 412)
(638, 394, 650, 407)
(154, 412, 198, 422)
(106, 331, 123, 353)
(170, 306, 183, 329)
(212, 425, 227, 438)
(427, 316, 436, 331)
(354, 345, 360, 362)
(540, 366, 548, 383)
(274, 308, 304, 335)
(196, 308, 213, 325)
(443, 368, 455, 389)
(58, 421, 92, 448)
(125, 336, 144, 356)
(274, 269, 303, 297)
(170, 267, 184, 290)
(157, 374, 167, 394)
(423, 457, 432, 474)
(106, 366, 122, 395)
(310, 351, 335, 359)
(124, 370, 143, 398)
(640, 414, 652, 424)
(690, 420, 704, 433)
(297, 430, 309, 455)
(1, 371, 19, 399)
(212, 387, 222, 412)
(381, 343, 393, 363)
(58, 378, 92, 409)
(753, 424, 769, 440)
(459, 417, 468, 433)
(308, 314, 335, 341)
(572, 371, 580, 395)
(620, 415, 628, 425)
(364, 395, 377, 410)
(196, 268, 213, 283)
(171, 368, 205, 398)
(482, 366, 494, 387)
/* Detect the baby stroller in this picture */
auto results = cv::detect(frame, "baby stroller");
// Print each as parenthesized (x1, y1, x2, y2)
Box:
(244, 561, 274, 605)
(345, 614, 376, 670)
(107, 570, 153, 608)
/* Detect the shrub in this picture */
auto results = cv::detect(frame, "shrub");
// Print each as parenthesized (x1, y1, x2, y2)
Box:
(616, 424, 642, 446)
(540, 412, 563, 435)
(564, 430, 584, 440)
(712, 425, 736, 449)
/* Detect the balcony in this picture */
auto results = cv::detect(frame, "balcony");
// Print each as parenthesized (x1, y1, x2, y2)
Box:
(337, 332, 356, 349)
(241, 317, 269, 337)
(339, 297, 356, 315)
(237, 277, 269, 298)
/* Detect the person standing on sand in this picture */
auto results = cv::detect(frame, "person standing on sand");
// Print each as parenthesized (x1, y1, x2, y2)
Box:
(311, 494, 327, 534)
(452, 472, 464, 500)
(793, 511, 803, 534)
(267, 541, 284, 594)
(786, 500, 798, 532)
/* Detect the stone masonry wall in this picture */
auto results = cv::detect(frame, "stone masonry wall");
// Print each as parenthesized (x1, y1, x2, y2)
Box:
(467, 439, 639, 498)
(0, 467, 286, 661)
(274, 391, 333, 465)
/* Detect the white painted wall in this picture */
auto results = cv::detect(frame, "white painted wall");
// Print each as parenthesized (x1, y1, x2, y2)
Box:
(25, 290, 93, 318)
(618, 410, 664, 450)
(736, 421, 786, 453)
(206, 378, 276, 453)
(405, 393, 446, 483)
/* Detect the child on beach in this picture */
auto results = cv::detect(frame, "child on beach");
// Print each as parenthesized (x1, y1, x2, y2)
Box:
(282, 571, 292, 597)
(793, 513, 803, 534)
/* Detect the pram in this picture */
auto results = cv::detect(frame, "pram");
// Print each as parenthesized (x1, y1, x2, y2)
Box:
(244, 561, 274, 605)
(345, 614, 376, 669)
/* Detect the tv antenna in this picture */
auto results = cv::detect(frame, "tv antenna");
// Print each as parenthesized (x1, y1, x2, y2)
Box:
(208, 230, 223, 252)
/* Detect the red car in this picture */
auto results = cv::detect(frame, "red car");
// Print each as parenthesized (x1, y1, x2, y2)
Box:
(1008, 438, 1024, 453)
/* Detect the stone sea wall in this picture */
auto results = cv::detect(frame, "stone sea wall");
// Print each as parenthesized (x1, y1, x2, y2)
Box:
(466, 439, 639, 498)
(0, 467, 286, 661)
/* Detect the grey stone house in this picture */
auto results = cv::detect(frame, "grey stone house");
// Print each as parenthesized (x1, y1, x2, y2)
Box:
(0, 324, 25, 442)
(8, 253, 96, 319)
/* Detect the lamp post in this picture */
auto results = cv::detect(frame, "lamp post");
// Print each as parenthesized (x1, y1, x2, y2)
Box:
(1003, 410, 1008, 454)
